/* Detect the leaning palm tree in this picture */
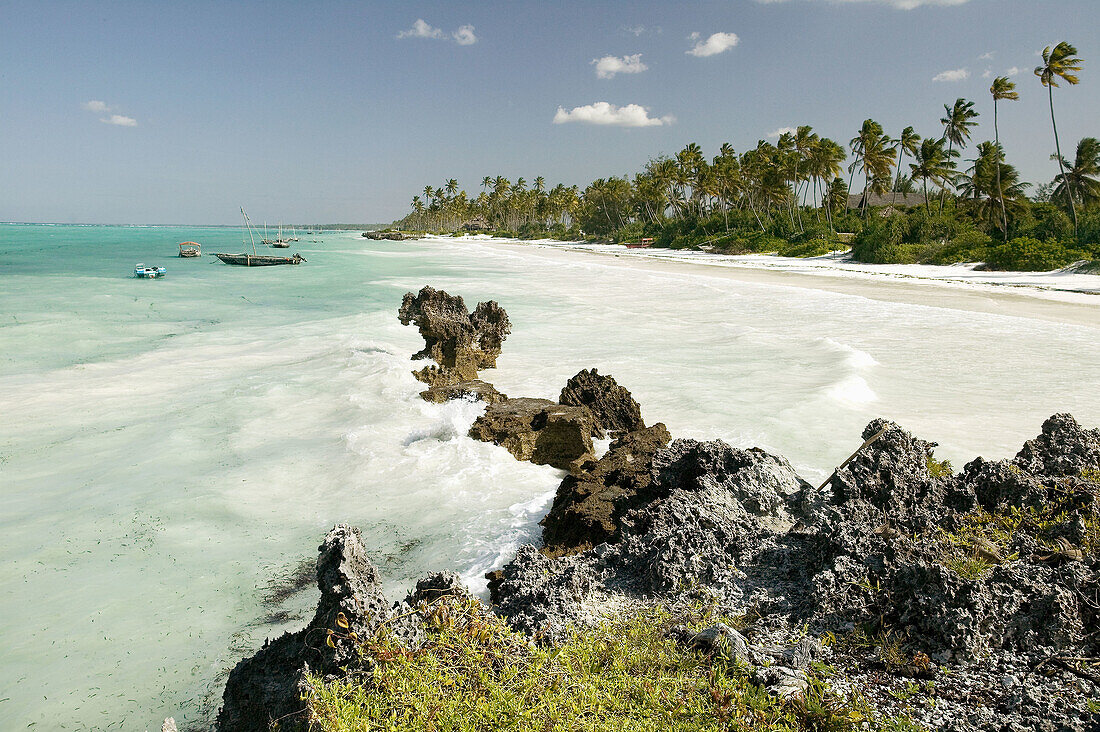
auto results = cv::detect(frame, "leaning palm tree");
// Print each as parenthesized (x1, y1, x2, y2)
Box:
(1035, 41, 1084, 233)
(892, 126, 921, 204)
(1052, 137, 1100, 211)
(938, 98, 980, 212)
(989, 77, 1019, 240)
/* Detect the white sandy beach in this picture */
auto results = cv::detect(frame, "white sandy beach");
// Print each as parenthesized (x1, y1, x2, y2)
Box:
(431, 235, 1100, 329)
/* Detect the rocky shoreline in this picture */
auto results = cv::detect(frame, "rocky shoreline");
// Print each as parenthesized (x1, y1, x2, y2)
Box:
(212, 286, 1100, 732)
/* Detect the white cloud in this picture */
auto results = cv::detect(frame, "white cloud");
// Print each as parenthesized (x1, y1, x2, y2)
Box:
(982, 68, 992, 79)
(623, 25, 647, 36)
(932, 67, 969, 82)
(102, 114, 137, 127)
(687, 32, 739, 57)
(592, 54, 648, 79)
(978, 51, 994, 61)
(553, 102, 674, 127)
(753, 0, 972, 8)
(767, 126, 798, 138)
(398, 19, 476, 45)
(453, 25, 477, 45)
(83, 100, 137, 127)
(1005, 66, 1020, 76)
(397, 19, 445, 40)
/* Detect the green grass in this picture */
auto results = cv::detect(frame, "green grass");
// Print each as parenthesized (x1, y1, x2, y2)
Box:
(304, 597, 924, 731)
(938, 476, 1099, 580)
(925, 456, 954, 479)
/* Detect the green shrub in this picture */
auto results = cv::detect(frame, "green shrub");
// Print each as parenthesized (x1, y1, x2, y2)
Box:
(1015, 203, 1073, 243)
(925, 229, 993, 265)
(777, 238, 836, 258)
(983, 237, 1089, 271)
(850, 216, 911, 263)
(1075, 210, 1100, 256)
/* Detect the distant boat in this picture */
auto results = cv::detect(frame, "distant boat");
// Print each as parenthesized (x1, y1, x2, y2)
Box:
(178, 242, 201, 257)
(134, 263, 166, 278)
(262, 222, 291, 248)
(213, 209, 306, 266)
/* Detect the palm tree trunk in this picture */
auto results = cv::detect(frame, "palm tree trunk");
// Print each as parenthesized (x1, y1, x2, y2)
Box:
(994, 100, 1009, 242)
(938, 140, 952, 214)
(1049, 83, 1078, 235)
(923, 177, 931, 215)
(892, 152, 904, 205)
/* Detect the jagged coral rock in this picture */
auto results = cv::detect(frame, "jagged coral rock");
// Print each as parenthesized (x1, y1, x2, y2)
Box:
(558, 368, 645, 437)
(468, 397, 596, 471)
(419, 379, 507, 405)
(398, 286, 511, 387)
(216, 526, 423, 732)
(541, 423, 672, 556)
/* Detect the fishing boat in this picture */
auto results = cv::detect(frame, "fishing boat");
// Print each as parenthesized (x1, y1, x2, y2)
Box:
(134, 263, 166, 278)
(213, 209, 306, 266)
(262, 222, 291, 248)
(178, 241, 201, 257)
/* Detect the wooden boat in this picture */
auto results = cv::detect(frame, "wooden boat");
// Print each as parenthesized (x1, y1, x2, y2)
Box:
(178, 242, 201, 257)
(213, 252, 304, 266)
(213, 209, 306, 266)
(134, 263, 166, 278)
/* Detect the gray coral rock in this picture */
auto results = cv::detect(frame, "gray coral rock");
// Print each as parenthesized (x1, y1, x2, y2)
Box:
(216, 526, 423, 732)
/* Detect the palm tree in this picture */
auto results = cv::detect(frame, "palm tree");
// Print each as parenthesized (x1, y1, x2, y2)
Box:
(849, 120, 895, 217)
(892, 126, 921, 204)
(938, 98, 980, 212)
(959, 141, 1028, 233)
(808, 138, 845, 229)
(909, 138, 956, 215)
(1035, 42, 1084, 233)
(989, 77, 1019, 240)
(1052, 137, 1100, 211)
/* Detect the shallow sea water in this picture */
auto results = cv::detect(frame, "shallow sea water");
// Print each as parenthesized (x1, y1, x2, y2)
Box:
(1, 225, 1098, 730)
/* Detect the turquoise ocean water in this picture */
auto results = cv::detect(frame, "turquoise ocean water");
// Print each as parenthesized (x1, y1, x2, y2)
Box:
(2, 224, 1099, 730)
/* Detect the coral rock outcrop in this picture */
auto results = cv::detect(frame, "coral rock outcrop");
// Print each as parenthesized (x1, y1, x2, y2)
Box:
(216, 526, 423, 732)
(558, 368, 645, 437)
(398, 286, 511, 389)
(468, 398, 596, 471)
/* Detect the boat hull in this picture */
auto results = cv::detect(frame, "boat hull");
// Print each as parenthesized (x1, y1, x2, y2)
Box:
(213, 253, 304, 266)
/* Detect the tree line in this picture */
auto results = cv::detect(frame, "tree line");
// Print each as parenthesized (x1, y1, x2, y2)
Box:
(395, 42, 1099, 270)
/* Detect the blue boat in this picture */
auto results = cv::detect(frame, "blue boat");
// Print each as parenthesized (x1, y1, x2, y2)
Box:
(134, 263, 166, 278)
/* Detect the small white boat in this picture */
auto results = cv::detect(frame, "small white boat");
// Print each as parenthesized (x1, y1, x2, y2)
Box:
(134, 263, 166, 278)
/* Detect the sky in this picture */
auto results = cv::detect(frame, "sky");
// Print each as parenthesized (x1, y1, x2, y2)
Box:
(1, 0, 1098, 225)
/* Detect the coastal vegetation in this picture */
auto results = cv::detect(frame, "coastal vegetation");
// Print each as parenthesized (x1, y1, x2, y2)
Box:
(394, 42, 1100, 272)
(305, 596, 922, 732)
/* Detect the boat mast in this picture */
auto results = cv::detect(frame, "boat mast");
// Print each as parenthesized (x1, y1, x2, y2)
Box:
(241, 207, 258, 255)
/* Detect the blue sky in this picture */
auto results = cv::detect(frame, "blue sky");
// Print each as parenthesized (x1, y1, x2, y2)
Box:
(1, 0, 1097, 224)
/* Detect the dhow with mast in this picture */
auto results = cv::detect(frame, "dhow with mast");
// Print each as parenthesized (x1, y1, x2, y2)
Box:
(213, 209, 306, 266)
